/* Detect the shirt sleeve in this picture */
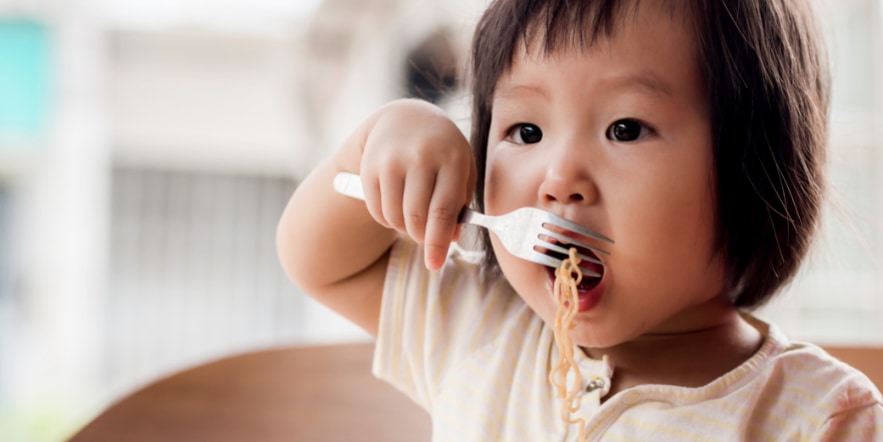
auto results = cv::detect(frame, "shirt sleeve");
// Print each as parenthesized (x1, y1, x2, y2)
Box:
(371, 238, 516, 415)
(371, 239, 434, 410)
(809, 364, 883, 442)
(813, 402, 883, 441)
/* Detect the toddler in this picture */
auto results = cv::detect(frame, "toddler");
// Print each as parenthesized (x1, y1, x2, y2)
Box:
(278, 0, 883, 439)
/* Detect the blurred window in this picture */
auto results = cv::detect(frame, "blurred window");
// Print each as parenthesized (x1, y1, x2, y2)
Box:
(761, 0, 883, 344)
(0, 185, 12, 401)
(104, 167, 305, 393)
(0, 186, 8, 300)
(0, 19, 51, 147)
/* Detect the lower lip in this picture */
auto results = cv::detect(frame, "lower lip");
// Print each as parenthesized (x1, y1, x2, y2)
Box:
(548, 267, 605, 313)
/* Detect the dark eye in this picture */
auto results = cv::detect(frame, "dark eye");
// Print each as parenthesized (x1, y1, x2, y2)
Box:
(508, 123, 543, 144)
(606, 119, 648, 142)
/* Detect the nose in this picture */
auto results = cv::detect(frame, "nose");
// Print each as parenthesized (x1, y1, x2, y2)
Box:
(537, 141, 599, 206)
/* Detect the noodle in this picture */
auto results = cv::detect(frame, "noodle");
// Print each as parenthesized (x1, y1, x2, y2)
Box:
(548, 247, 587, 440)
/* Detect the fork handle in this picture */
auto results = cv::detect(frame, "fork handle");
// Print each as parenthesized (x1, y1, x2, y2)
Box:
(334, 172, 473, 224)
(332, 171, 366, 200)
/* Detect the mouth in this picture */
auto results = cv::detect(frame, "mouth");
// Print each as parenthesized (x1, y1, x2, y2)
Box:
(535, 227, 607, 312)
(539, 237, 605, 291)
(539, 222, 606, 270)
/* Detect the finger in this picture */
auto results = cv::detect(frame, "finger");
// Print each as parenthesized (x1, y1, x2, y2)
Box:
(452, 156, 476, 245)
(423, 170, 465, 270)
(452, 224, 463, 242)
(466, 156, 478, 206)
(401, 172, 434, 244)
(379, 173, 405, 233)
(361, 173, 388, 228)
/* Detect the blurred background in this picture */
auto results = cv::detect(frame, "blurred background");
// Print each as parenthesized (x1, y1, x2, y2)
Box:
(0, 0, 879, 440)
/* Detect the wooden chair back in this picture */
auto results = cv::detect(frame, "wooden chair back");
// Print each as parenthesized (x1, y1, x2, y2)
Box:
(69, 343, 431, 442)
(823, 345, 883, 390)
(68, 343, 881, 441)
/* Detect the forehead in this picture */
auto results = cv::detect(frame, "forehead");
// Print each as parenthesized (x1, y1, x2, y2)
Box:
(494, 1, 702, 101)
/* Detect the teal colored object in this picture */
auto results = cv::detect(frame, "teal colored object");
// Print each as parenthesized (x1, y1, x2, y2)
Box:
(0, 19, 51, 147)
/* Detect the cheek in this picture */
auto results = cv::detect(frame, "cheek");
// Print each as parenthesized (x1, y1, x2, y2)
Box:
(490, 236, 557, 322)
(484, 160, 502, 207)
(484, 147, 546, 214)
(614, 179, 723, 294)
(484, 150, 520, 213)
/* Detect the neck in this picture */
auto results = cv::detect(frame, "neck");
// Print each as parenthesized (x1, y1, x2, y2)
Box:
(584, 304, 763, 397)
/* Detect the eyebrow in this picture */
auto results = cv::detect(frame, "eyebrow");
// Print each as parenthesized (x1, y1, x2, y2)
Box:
(495, 70, 675, 102)
(494, 83, 549, 101)
(603, 70, 675, 99)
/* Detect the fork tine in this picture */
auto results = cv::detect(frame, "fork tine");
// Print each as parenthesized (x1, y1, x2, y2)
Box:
(537, 240, 604, 265)
(578, 268, 603, 278)
(540, 228, 611, 256)
(543, 213, 614, 244)
(528, 251, 603, 278)
(525, 251, 603, 277)
(527, 251, 563, 269)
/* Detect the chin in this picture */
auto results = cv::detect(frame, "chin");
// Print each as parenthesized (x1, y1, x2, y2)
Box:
(564, 322, 612, 349)
(568, 319, 641, 350)
(571, 334, 616, 350)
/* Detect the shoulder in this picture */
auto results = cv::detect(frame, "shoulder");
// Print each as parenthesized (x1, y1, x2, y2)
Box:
(775, 339, 882, 406)
(774, 340, 881, 401)
(774, 341, 883, 437)
(719, 317, 883, 437)
(750, 320, 883, 431)
(746, 316, 881, 406)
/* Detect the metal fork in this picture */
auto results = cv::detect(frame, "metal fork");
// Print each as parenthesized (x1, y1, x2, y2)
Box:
(332, 172, 613, 274)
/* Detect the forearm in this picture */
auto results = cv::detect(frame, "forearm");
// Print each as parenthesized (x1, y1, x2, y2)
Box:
(275, 113, 396, 297)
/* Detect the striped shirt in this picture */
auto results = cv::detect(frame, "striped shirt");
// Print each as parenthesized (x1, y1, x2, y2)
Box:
(373, 239, 883, 441)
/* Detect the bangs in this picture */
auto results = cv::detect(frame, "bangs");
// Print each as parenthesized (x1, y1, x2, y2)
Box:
(470, 0, 695, 112)
(518, 0, 689, 57)
(522, 0, 633, 55)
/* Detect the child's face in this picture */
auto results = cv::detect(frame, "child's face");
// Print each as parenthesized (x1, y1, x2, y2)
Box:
(484, 3, 729, 348)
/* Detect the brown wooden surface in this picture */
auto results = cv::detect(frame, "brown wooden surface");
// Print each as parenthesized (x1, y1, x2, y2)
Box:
(68, 343, 431, 442)
(68, 343, 881, 442)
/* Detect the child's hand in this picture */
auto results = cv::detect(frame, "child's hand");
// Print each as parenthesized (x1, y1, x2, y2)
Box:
(359, 99, 476, 270)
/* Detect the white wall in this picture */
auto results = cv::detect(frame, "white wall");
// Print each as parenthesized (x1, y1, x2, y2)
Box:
(109, 28, 308, 177)
(0, 0, 111, 437)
